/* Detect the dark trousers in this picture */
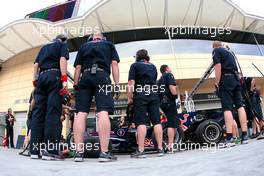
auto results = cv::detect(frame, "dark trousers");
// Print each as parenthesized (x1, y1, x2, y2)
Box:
(30, 70, 62, 155)
(6, 126, 14, 148)
(160, 101, 179, 128)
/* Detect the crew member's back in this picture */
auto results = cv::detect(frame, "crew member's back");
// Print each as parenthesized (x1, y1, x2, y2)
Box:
(212, 47, 238, 73)
(36, 41, 68, 71)
(74, 39, 118, 75)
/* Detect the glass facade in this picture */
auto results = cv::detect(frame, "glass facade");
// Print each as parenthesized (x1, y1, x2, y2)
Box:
(69, 39, 264, 65)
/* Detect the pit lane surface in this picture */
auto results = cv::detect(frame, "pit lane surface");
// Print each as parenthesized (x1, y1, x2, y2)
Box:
(0, 139, 263, 176)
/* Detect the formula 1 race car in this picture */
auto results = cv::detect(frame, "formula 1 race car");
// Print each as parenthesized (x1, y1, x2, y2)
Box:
(66, 108, 224, 158)
(66, 115, 183, 158)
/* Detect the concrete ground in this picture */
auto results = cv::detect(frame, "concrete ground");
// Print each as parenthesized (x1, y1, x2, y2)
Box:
(0, 139, 263, 176)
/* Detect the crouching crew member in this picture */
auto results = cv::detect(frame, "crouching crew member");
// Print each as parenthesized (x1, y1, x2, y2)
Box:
(158, 65, 179, 153)
(212, 41, 248, 146)
(127, 49, 164, 158)
(73, 33, 120, 162)
(30, 34, 69, 160)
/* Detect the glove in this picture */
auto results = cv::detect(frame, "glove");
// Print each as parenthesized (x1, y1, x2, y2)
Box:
(33, 80, 37, 87)
(62, 93, 70, 105)
(60, 86, 70, 105)
(59, 88, 69, 96)
(61, 75, 68, 88)
(61, 75, 68, 82)
(72, 85, 79, 96)
(73, 85, 79, 90)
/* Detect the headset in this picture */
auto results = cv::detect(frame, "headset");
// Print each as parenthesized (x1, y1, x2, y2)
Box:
(87, 33, 106, 42)
(54, 34, 68, 43)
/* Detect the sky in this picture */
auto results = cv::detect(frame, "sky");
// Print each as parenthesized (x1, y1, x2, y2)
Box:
(0, 0, 66, 28)
(68, 39, 263, 65)
(231, 0, 264, 17)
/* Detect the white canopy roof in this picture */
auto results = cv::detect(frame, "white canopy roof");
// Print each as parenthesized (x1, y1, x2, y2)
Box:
(1, 0, 264, 63)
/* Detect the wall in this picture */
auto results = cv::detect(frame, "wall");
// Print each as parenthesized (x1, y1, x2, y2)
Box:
(1, 50, 264, 112)
(0, 47, 41, 112)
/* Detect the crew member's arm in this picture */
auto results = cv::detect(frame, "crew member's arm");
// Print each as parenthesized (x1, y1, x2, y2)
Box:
(127, 64, 136, 104)
(112, 60, 120, 100)
(169, 85, 177, 96)
(111, 43, 121, 99)
(212, 49, 222, 87)
(74, 65, 81, 87)
(167, 73, 177, 96)
(32, 50, 42, 87)
(60, 57, 68, 88)
(60, 58, 67, 75)
(60, 43, 69, 88)
(33, 63, 39, 87)
(29, 97, 35, 112)
(214, 63, 222, 86)
(111, 43, 120, 85)
(127, 80, 135, 104)
(111, 60, 120, 85)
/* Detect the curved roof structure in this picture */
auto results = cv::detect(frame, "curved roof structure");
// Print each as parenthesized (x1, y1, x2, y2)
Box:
(1, 0, 264, 63)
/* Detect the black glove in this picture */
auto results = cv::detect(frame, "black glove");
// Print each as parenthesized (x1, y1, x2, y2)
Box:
(73, 85, 79, 90)
(62, 94, 70, 105)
